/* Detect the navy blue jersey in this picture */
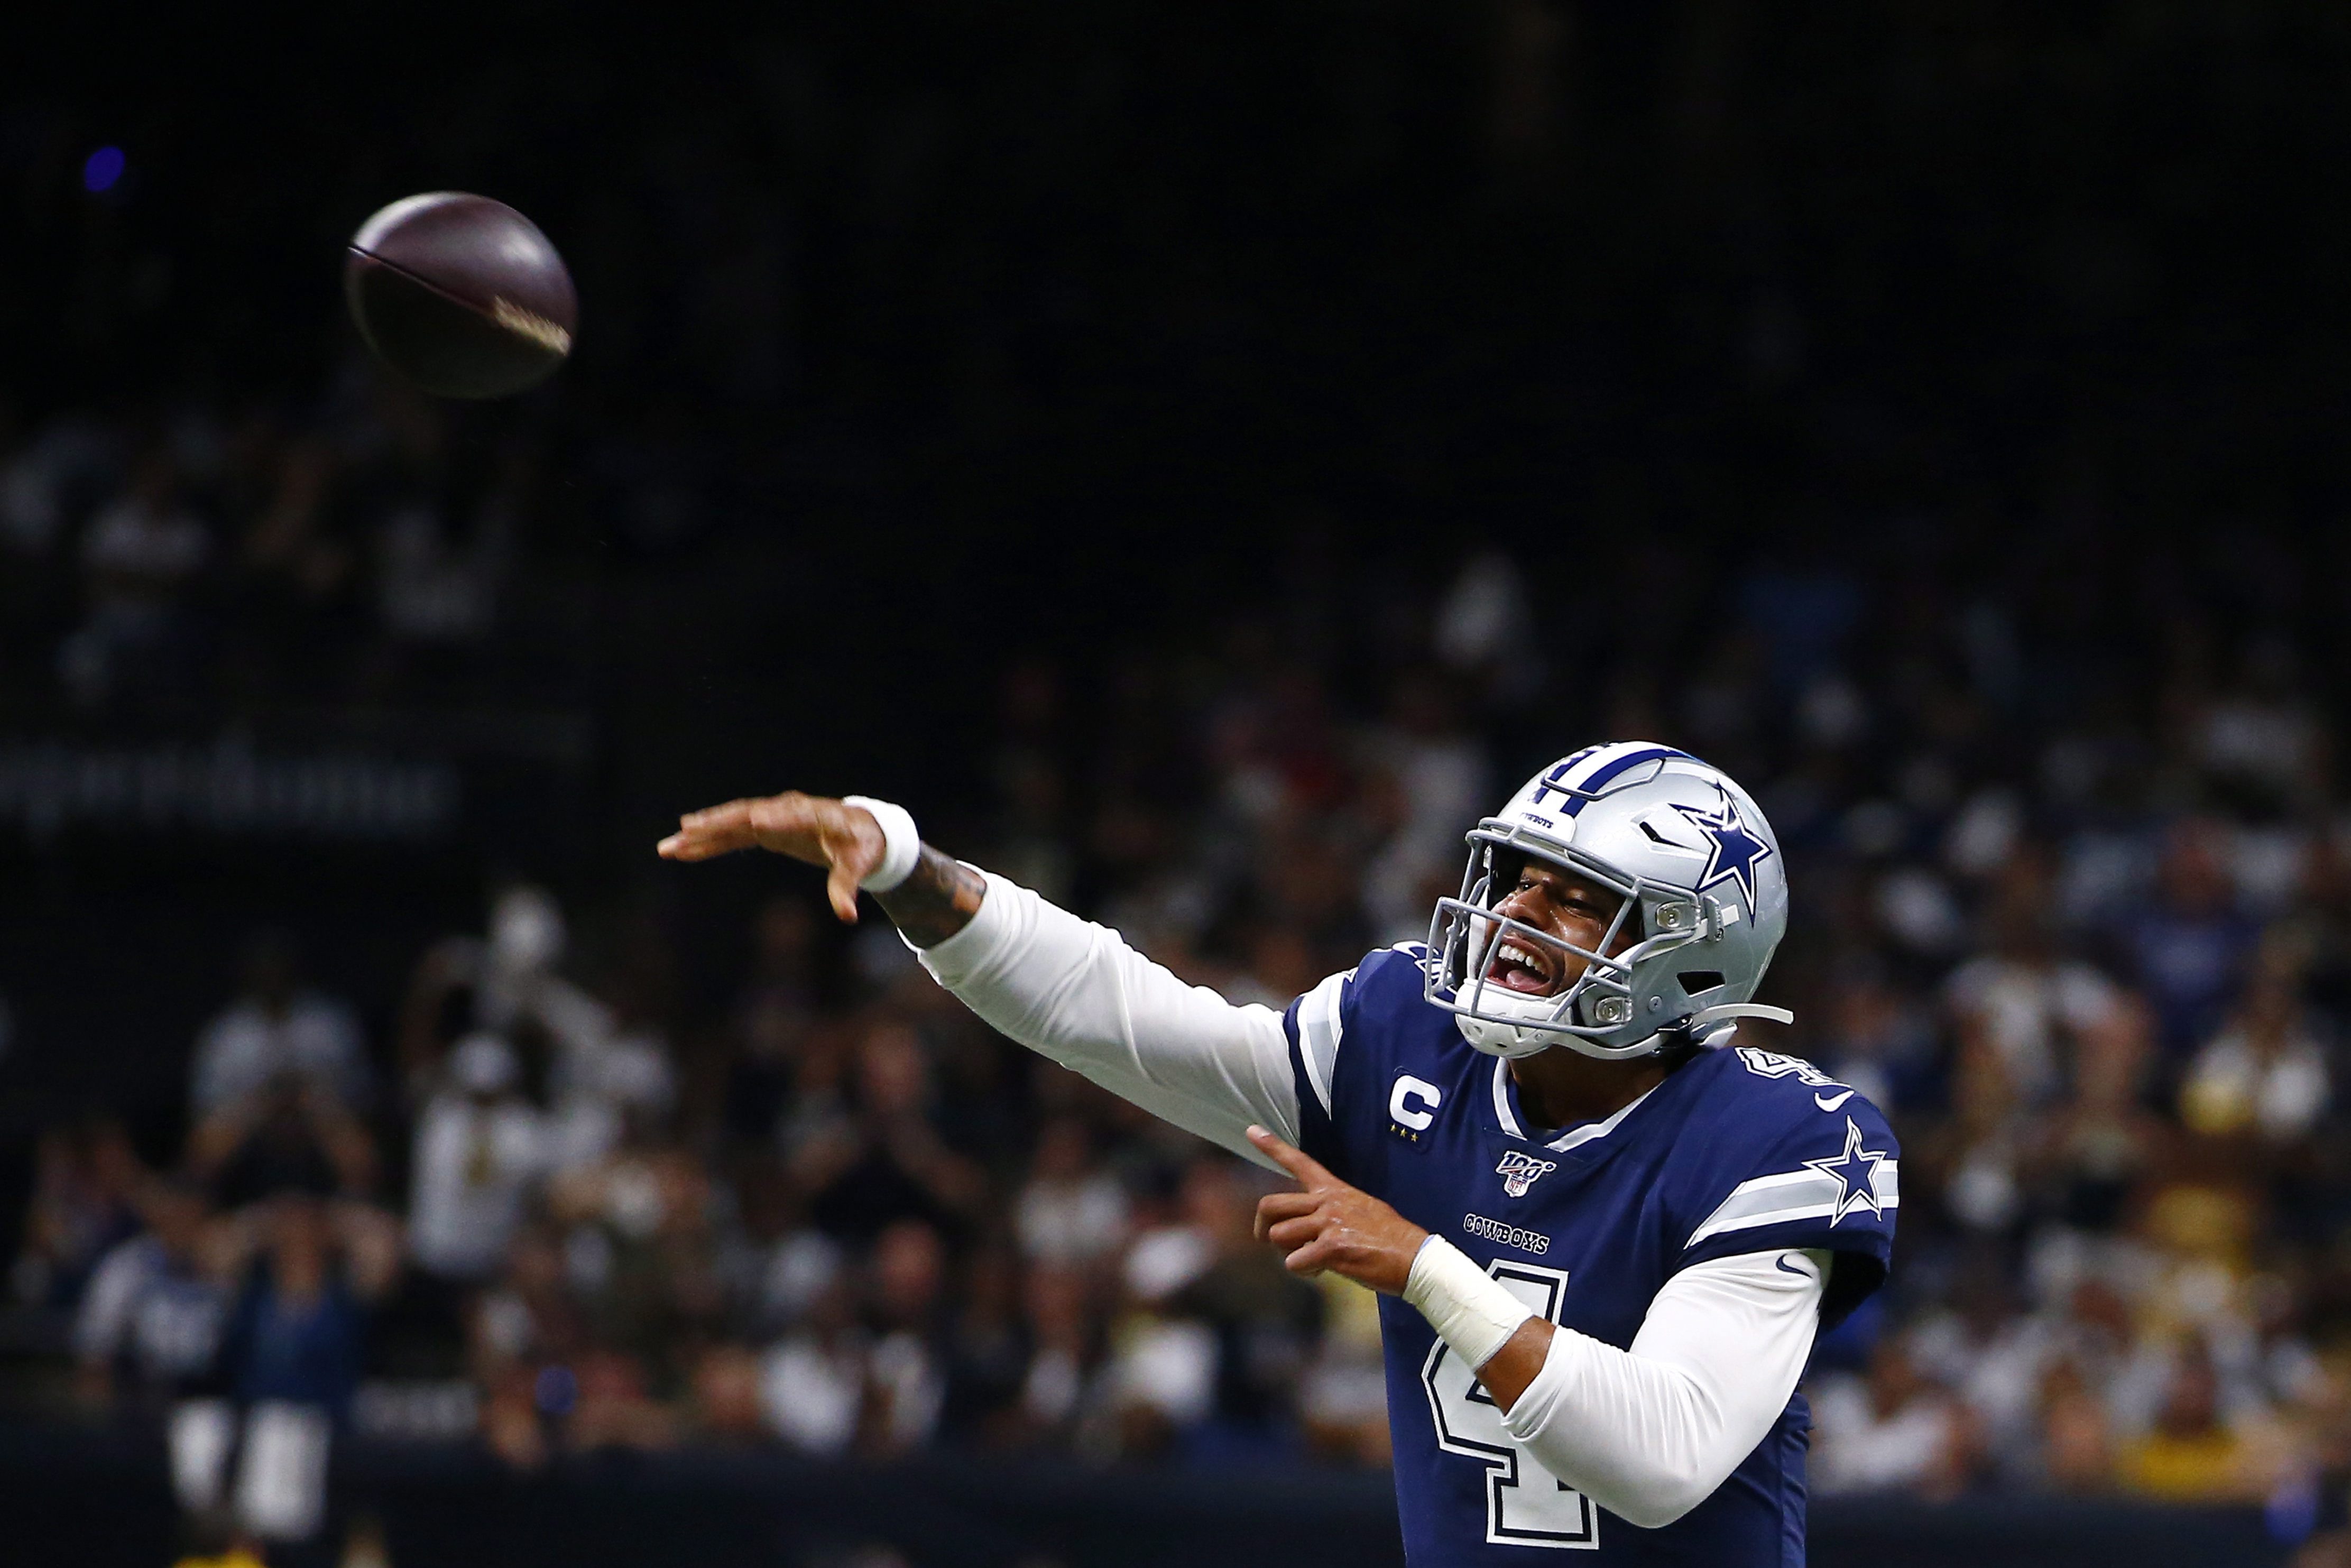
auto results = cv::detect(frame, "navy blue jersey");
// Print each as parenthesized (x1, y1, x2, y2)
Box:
(1284, 946, 1898, 1567)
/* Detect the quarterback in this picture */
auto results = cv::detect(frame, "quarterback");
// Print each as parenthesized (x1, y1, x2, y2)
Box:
(659, 742, 1897, 1564)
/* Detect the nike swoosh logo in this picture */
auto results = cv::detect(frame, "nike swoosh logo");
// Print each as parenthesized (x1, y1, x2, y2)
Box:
(1813, 1090, 1854, 1112)
(1776, 1254, 1815, 1279)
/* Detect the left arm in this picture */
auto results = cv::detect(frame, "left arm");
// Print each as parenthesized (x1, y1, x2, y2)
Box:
(1483, 1247, 1825, 1528)
(1248, 1126, 1824, 1530)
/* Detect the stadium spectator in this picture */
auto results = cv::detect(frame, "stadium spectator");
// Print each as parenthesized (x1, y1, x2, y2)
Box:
(1296, 1272, 1391, 1465)
(1946, 862, 2130, 1108)
(183, 1198, 402, 1547)
(2115, 1336, 2288, 1502)
(938, 1242, 1031, 1446)
(2124, 819, 2262, 1062)
(214, 1196, 401, 1423)
(799, 1021, 985, 1244)
(73, 1176, 227, 1412)
(688, 1341, 770, 1444)
(57, 446, 212, 710)
(190, 932, 370, 1119)
(1809, 1336, 1976, 1498)
(1016, 1261, 1102, 1449)
(186, 1069, 379, 1208)
(864, 1217, 950, 1455)
(405, 1035, 547, 1286)
(14, 1115, 145, 1312)
(758, 1271, 867, 1456)
(2031, 996, 2168, 1233)
(724, 896, 826, 1148)
(2179, 942, 2332, 1146)
(1013, 1118, 1130, 1267)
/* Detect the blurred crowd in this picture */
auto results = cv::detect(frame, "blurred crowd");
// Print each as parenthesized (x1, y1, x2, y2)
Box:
(9, 10, 2351, 1556)
(13, 500, 2351, 1556)
(0, 381, 569, 731)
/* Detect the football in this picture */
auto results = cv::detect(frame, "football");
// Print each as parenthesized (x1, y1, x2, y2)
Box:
(343, 192, 576, 399)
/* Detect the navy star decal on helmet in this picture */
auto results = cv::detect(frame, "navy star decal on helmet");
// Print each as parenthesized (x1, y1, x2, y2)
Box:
(1676, 791, 1776, 911)
(1423, 742, 1793, 1061)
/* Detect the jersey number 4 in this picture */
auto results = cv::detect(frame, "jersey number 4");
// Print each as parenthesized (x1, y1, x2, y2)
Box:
(1418, 1259, 1598, 1551)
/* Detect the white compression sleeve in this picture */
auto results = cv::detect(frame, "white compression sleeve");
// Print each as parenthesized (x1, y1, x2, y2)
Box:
(914, 870, 1305, 1164)
(1500, 1248, 1829, 1530)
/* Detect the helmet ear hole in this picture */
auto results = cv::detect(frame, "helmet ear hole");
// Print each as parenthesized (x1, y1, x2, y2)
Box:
(1676, 971, 1726, 996)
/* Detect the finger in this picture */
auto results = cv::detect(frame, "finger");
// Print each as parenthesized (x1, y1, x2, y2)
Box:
(656, 802, 764, 861)
(656, 830, 736, 861)
(1253, 1191, 1320, 1242)
(658, 818, 738, 865)
(825, 861, 862, 925)
(678, 798, 766, 833)
(1266, 1214, 1328, 1251)
(1282, 1234, 1335, 1277)
(1246, 1124, 1337, 1189)
(816, 805, 891, 924)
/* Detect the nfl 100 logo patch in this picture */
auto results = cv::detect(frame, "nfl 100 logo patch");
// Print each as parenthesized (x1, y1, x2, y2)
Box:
(1495, 1150, 1557, 1198)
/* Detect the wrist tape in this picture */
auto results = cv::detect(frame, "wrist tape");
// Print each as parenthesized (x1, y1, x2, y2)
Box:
(841, 796, 921, 893)
(1403, 1235, 1535, 1371)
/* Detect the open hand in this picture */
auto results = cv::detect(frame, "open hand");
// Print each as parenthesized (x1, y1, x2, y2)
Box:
(1248, 1124, 1429, 1295)
(657, 791, 886, 923)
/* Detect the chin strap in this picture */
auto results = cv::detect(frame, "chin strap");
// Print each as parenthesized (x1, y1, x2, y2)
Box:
(1591, 1002, 1797, 1062)
(1675, 1002, 1795, 1052)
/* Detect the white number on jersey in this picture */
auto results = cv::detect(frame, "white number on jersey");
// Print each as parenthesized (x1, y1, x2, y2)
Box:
(1418, 1259, 1598, 1550)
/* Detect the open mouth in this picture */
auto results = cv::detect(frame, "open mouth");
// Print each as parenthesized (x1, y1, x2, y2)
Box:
(1483, 934, 1563, 998)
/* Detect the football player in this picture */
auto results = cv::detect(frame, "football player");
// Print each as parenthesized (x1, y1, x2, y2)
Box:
(659, 743, 1897, 1564)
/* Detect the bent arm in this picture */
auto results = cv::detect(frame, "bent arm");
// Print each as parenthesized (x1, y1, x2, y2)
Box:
(911, 868, 1303, 1163)
(1492, 1248, 1827, 1529)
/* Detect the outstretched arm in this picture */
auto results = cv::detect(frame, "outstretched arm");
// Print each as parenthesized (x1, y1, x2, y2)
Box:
(659, 791, 1306, 1163)
(658, 792, 981, 936)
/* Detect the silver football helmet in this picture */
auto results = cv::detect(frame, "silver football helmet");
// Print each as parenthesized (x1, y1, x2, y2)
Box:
(1423, 742, 1792, 1061)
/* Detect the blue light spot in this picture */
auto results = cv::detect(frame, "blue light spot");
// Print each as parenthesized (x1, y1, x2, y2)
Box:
(83, 147, 125, 194)
(532, 1363, 577, 1417)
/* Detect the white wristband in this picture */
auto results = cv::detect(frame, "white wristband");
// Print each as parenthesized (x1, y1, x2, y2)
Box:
(1404, 1236, 1535, 1371)
(841, 796, 921, 893)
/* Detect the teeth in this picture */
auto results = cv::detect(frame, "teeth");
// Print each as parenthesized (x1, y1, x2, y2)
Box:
(1496, 941, 1546, 973)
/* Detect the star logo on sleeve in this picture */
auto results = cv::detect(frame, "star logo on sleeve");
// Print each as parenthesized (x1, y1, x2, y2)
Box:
(1674, 790, 1775, 910)
(1803, 1117, 1889, 1225)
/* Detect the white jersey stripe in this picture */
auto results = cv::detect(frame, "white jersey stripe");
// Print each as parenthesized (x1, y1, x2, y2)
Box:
(1683, 1161, 1901, 1248)
(1295, 969, 1350, 1117)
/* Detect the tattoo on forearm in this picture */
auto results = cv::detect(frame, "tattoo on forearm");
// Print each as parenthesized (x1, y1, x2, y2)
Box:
(875, 844, 987, 947)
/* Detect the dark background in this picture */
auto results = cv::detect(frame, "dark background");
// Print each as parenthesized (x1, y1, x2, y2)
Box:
(10, 0, 2350, 1145)
(4, 4, 2350, 1564)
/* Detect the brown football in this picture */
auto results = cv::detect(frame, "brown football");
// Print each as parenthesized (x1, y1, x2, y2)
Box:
(344, 192, 577, 399)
